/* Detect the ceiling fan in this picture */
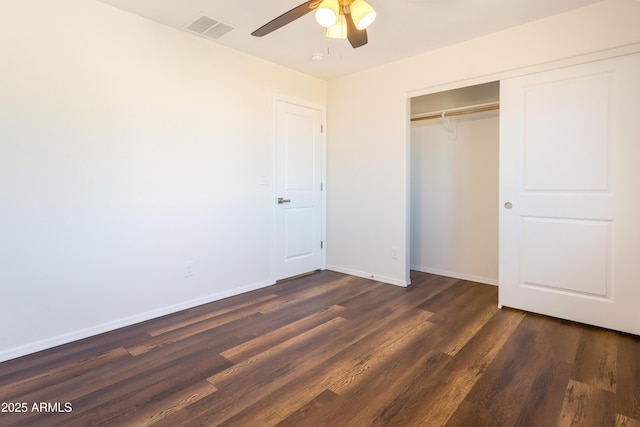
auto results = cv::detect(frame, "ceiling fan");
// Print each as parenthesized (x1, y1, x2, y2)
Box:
(251, 0, 377, 49)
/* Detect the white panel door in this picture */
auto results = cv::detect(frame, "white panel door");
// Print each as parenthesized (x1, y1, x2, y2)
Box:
(274, 100, 323, 280)
(499, 53, 640, 335)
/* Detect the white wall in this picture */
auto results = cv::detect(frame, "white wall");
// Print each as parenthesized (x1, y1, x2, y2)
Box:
(410, 112, 499, 285)
(326, 0, 640, 286)
(0, 0, 326, 362)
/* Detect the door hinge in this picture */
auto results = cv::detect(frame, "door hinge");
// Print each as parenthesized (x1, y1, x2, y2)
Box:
(321, 183, 323, 191)
(321, 124, 324, 133)
(321, 241, 324, 249)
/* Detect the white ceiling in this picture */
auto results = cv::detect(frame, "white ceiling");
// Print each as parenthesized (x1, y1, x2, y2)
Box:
(96, 0, 603, 80)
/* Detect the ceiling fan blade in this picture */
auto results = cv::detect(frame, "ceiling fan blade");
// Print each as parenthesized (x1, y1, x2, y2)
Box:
(344, 11, 368, 48)
(252, 0, 321, 37)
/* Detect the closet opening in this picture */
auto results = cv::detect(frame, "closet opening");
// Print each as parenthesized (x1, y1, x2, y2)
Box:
(409, 81, 500, 286)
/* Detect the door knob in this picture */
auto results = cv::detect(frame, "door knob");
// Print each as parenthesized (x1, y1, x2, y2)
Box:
(277, 197, 291, 204)
(504, 202, 513, 209)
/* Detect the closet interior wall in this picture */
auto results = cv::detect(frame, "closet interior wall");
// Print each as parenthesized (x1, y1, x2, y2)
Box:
(410, 82, 499, 285)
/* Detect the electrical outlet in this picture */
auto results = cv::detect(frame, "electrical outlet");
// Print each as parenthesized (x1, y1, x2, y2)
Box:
(391, 246, 399, 259)
(184, 261, 194, 277)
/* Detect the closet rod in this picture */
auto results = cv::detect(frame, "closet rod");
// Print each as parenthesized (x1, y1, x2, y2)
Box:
(410, 101, 499, 122)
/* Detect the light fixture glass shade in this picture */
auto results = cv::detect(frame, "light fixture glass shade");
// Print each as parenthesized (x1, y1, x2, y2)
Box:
(326, 14, 347, 39)
(315, 0, 339, 28)
(350, 0, 376, 30)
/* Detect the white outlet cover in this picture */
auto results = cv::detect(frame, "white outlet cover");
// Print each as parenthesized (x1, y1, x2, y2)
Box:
(184, 261, 194, 277)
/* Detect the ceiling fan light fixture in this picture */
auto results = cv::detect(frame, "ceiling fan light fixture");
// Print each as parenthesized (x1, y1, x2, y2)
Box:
(350, 0, 376, 30)
(315, 0, 339, 28)
(326, 14, 348, 39)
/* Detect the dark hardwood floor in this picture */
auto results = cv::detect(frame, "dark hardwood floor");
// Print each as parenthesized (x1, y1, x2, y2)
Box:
(1, 270, 639, 426)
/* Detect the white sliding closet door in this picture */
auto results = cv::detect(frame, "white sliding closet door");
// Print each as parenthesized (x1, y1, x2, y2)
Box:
(499, 53, 640, 335)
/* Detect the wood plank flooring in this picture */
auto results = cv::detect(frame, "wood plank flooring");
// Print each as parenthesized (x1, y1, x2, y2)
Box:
(1, 270, 639, 426)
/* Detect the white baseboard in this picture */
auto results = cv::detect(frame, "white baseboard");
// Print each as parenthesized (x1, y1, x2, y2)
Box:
(0, 279, 275, 363)
(410, 265, 498, 286)
(326, 265, 408, 287)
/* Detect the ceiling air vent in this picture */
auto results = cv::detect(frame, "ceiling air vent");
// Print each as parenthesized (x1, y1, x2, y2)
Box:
(185, 15, 234, 40)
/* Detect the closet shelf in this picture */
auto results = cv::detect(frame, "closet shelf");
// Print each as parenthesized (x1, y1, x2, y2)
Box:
(411, 101, 499, 122)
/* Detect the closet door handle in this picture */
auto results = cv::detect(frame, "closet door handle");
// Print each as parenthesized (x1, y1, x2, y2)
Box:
(278, 197, 291, 204)
(504, 202, 513, 209)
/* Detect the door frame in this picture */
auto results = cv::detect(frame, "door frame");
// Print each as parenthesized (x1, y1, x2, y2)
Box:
(271, 95, 327, 282)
